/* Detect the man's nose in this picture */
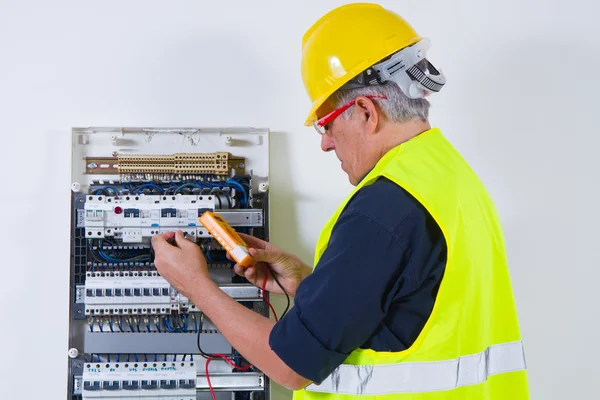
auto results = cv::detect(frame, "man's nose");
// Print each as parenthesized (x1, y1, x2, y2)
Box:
(321, 133, 334, 152)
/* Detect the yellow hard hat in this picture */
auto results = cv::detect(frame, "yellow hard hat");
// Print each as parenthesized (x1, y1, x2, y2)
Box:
(301, 3, 424, 126)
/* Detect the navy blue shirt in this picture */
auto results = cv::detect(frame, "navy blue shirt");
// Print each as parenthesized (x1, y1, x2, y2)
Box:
(268, 177, 447, 384)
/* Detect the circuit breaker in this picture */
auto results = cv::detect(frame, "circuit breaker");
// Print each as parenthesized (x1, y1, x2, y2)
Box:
(68, 127, 271, 400)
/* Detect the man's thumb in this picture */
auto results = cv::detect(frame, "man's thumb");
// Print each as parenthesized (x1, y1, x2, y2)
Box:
(174, 230, 194, 248)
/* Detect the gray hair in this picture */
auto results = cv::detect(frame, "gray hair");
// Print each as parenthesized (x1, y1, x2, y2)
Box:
(329, 73, 430, 123)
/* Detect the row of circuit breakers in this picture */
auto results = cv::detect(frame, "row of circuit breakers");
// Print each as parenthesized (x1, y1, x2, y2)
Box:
(68, 128, 271, 400)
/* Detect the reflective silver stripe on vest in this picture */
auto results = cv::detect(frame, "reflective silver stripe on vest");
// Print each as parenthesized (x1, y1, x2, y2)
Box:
(305, 341, 526, 395)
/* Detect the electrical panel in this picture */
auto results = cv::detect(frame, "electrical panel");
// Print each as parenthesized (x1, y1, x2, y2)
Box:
(68, 127, 270, 400)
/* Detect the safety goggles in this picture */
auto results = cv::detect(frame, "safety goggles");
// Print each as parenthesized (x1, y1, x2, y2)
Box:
(313, 95, 387, 135)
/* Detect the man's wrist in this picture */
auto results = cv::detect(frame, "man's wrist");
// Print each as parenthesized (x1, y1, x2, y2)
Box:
(185, 274, 218, 307)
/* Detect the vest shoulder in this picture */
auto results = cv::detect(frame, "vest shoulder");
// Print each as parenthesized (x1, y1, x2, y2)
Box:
(345, 177, 430, 230)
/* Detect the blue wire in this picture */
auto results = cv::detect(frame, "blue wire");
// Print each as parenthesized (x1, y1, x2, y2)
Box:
(202, 180, 219, 187)
(182, 354, 186, 361)
(182, 315, 188, 332)
(174, 183, 202, 193)
(116, 354, 120, 362)
(164, 318, 173, 332)
(95, 185, 120, 195)
(225, 180, 248, 207)
(98, 251, 149, 263)
(133, 354, 138, 362)
(205, 250, 215, 264)
(135, 184, 165, 194)
(174, 355, 177, 362)
(154, 354, 157, 362)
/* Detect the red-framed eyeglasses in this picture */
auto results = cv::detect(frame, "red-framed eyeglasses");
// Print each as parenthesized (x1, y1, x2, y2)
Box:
(313, 95, 387, 135)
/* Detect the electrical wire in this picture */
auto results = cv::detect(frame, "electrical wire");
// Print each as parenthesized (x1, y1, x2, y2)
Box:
(95, 185, 120, 195)
(223, 190, 232, 208)
(205, 354, 252, 400)
(174, 183, 203, 194)
(267, 265, 290, 319)
(261, 267, 278, 322)
(214, 191, 223, 208)
(134, 183, 165, 194)
(97, 250, 150, 263)
(225, 180, 248, 207)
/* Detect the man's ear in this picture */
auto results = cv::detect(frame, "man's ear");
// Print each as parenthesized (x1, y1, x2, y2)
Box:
(355, 97, 379, 135)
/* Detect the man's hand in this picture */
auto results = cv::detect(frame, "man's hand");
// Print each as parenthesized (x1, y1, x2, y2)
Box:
(232, 233, 312, 297)
(151, 230, 211, 298)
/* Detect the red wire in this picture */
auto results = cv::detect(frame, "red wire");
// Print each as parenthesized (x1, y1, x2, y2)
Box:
(261, 264, 279, 321)
(206, 354, 253, 400)
(205, 247, 279, 399)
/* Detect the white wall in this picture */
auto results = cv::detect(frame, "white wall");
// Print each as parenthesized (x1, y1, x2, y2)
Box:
(0, 0, 597, 399)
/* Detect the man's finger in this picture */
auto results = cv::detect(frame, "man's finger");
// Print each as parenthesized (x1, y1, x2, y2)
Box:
(151, 232, 175, 250)
(244, 266, 256, 282)
(174, 230, 195, 248)
(248, 247, 280, 264)
(233, 264, 245, 277)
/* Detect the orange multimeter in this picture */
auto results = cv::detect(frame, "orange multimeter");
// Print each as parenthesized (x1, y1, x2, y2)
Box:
(199, 211, 255, 267)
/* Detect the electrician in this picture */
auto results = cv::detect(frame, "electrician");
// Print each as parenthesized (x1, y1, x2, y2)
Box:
(152, 3, 530, 399)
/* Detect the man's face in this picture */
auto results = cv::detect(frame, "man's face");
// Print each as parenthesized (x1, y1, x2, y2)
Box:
(319, 107, 371, 186)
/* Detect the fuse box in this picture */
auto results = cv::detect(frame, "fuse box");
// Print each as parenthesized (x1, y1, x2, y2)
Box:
(68, 127, 270, 400)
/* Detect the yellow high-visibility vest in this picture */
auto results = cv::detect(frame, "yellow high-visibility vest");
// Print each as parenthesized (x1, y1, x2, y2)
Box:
(294, 128, 529, 399)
